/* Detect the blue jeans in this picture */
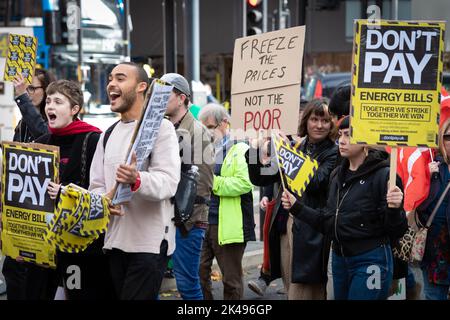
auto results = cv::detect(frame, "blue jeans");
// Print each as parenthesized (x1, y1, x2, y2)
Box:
(421, 268, 450, 300)
(172, 226, 205, 300)
(332, 244, 393, 300)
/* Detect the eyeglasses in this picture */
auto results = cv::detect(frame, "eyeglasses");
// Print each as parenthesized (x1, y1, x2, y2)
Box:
(26, 85, 43, 94)
(443, 134, 450, 141)
(206, 121, 222, 131)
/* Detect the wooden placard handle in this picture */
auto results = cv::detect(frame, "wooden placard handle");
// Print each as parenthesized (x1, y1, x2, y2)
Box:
(388, 147, 397, 208)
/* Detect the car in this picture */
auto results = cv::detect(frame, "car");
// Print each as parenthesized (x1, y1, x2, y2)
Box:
(305, 71, 450, 100)
(304, 72, 351, 101)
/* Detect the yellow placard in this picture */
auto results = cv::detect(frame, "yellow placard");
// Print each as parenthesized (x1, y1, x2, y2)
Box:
(3, 33, 37, 84)
(273, 136, 318, 197)
(1, 142, 59, 268)
(350, 20, 445, 147)
(45, 184, 110, 253)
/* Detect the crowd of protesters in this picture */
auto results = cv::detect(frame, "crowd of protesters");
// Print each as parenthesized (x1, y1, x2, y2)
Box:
(0, 62, 449, 301)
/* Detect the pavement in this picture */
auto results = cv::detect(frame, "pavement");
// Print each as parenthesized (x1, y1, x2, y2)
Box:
(160, 240, 264, 293)
(160, 187, 265, 293)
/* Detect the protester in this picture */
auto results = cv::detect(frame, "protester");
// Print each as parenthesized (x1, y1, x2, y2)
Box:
(31, 79, 115, 299)
(247, 98, 338, 299)
(328, 86, 409, 298)
(248, 99, 309, 297)
(328, 85, 351, 121)
(12, 69, 55, 142)
(161, 72, 214, 300)
(89, 62, 180, 300)
(281, 116, 408, 300)
(415, 118, 450, 300)
(198, 103, 255, 300)
(2, 68, 55, 300)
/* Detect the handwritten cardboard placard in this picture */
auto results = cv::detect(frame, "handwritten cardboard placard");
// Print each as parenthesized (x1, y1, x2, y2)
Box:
(231, 26, 305, 135)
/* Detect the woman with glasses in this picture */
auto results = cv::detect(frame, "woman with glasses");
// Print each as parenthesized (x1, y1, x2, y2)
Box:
(415, 118, 450, 300)
(12, 69, 55, 142)
(2, 69, 55, 300)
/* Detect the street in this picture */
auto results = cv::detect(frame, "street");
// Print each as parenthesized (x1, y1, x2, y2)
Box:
(160, 265, 287, 301)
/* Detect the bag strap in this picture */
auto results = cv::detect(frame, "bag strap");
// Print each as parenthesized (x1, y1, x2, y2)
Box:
(80, 132, 94, 187)
(103, 120, 120, 150)
(425, 180, 450, 228)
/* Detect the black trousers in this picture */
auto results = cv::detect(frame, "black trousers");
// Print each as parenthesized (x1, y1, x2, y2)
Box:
(2, 257, 27, 300)
(58, 251, 116, 300)
(107, 240, 169, 300)
(2, 256, 59, 300)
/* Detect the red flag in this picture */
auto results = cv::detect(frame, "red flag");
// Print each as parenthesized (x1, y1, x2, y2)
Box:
(440, 86, 450, 127)
(396, 147, 432, 211)
(314, 79, 323, 98)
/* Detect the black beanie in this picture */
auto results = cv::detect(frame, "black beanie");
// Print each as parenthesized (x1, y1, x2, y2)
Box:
(329, 85, 351, 119)
(338, 116, 350, 130)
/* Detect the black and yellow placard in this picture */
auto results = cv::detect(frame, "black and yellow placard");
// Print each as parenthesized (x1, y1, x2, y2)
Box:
(45, 184, 110, 253)
(0, 33, 9, 57)
(1, 142, 59, 268)
(273, 136, 318, 197)
(350, 20, 445, 147)
(3, 33, 37, 84)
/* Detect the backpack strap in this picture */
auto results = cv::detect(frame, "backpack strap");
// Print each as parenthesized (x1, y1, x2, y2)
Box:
(80, 131, 95, 187)
(103, 120, 120, 150)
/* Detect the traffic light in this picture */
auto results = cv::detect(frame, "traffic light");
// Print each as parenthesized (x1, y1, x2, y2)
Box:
(246, 0, 264, 36)
(43, 0, 63, 44)
(43, 0, 76, 45)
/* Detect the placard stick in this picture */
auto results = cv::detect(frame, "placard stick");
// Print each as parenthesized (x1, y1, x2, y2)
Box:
(429, 149, 434, 163)
(388, 146, 398, 208)
(271, 132, 288, 193)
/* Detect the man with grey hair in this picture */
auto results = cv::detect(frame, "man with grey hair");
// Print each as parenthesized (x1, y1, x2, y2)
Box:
(198, 103, 255, 300)
(161, 73, 214, 300)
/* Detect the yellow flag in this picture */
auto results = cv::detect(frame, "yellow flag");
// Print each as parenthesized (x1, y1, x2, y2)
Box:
(273, 135, 318, 197)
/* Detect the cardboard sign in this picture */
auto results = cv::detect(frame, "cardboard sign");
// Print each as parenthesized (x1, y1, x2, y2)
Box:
(112, 80, 174, 205)
(231, 26, 305, 135)
(1, 142, 59, 267)
(3, 34, 37, 84)
(350, 20, 445, 147)
(273, 135, 318, 198)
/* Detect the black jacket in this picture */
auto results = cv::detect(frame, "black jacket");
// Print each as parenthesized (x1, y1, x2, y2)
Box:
(13, 93, 48, 142)
(246, 138, 338, 283)
(36, 131, 102, 254)
(291, 150, 408, 257)
(36, 132, 99, 188)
